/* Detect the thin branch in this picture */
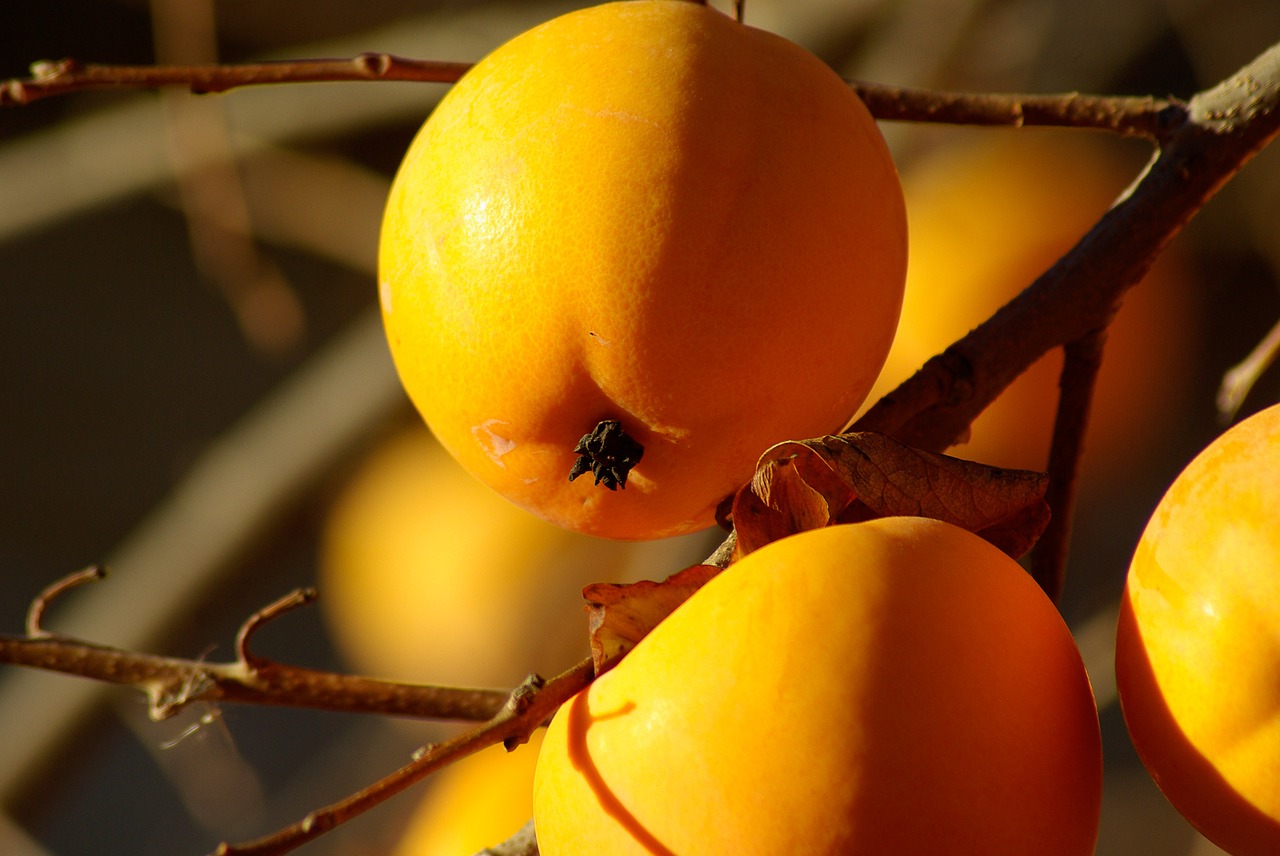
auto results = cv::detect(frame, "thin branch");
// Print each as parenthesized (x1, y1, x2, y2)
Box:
(0, 310, 407, 812)
(854, 40, 1280, 453)
(151, 0, 306, 355)
(1217, 315, 1280, 421)
(234, 587, 316, 668)
(850, 82, 1185, 141)
(1, 54, 1185, 142)
(1, 55, 471, 105)
(1029, 329, 1108, 603)
(211, 658, 594, 856)
(1, 573, 511, 723)
(25, 565, 105, 638)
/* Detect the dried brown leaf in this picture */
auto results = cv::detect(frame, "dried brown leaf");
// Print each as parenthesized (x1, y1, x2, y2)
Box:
(584, 564, 721, 675)
(729, 448, 855, 557)
(731, 432, 1050, 560)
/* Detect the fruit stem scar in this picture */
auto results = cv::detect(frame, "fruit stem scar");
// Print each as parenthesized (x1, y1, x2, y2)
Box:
(569, 419, 645, 491)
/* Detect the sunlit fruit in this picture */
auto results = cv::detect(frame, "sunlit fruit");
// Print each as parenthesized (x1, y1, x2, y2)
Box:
(1116, 402, 1280, 856)
(391, 732, 543, 856)
(534, 518, 1102, 854)
(865, 133, 1195, 473)
(379, 0, 907, 540)
(318, 425, 632, 689)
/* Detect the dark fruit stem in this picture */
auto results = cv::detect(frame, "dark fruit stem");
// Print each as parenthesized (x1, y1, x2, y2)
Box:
(568, 420, 645, 491)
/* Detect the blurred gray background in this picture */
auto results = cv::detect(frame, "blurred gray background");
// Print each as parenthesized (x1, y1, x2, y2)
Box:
(3, 1, 1280, 854)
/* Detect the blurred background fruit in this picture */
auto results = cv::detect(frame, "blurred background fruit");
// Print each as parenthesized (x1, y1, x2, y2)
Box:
(390, 731, 543, 856)
(319, 424, 634, 690)
(863, 132, 1200, 480)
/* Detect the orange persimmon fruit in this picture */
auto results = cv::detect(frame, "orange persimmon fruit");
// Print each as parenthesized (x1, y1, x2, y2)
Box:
(379, 0, 907, 540)
(533, 518, 1103, 854)
(1116, 402, 1280, 856)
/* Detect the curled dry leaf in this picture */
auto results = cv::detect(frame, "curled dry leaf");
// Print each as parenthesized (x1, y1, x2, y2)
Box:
(583, 563, 721, 675)
(731, 432, 1050, 560)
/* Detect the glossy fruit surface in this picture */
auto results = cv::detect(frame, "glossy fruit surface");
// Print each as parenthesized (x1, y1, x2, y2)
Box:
(533, 517, 1102, 854)
(318, 426, 632, 688)
(1116, 402, 1280, 856)
(864, 134, 1195, 473)
(379, 0, 907, 540)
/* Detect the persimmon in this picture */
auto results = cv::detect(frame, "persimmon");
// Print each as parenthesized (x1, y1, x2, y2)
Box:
(863, 134, 1196, 474)
(533, 518, 1102, 854)
(1116, 402, 1280, 856)
(379, 0, 907, 540)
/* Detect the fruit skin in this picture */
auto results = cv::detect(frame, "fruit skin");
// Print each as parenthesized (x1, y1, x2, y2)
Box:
(379, 0, 907, 540)
(1116, 403, 1280, 856)
(318, 426, 633, 689)
(863, 134, 1195, 474)
(533, 518, 1102, 855)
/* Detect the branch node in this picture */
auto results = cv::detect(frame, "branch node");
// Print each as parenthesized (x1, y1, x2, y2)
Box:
(147, 665, 216, 721)
(502, 673, 549, 750)
(26, 564, 107, 638)
(30, 58, 75, 79)
(505, 673, 547, 716)
(355, 52, 392, 77)
(410, 742, 439, 762)
(234, 587, 317, 668)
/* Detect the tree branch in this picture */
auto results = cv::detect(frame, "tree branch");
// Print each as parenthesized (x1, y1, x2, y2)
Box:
(1, 570, 511, 723)
(853, 40, 1280, 452)
(211, 658, 593, 856)
(1028, 330, 1108, 602)
(1, 53, 1183, 142)
(853, 83, 1184, 141)
(1, 55, 470, 105)
(1217, 315, 1280, 421)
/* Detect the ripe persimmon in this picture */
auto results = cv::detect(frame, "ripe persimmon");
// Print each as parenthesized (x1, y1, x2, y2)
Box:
(1116, 402, 1280, 856)
(533, 518, 1102, 854)
(379, 1, 907, 540)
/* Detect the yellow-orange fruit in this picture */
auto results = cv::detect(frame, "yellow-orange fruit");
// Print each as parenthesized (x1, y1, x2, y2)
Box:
(534, 518, 1102, 854)
(1116, 402, 1280, 855)
(391, 732, 543, 856)
(318, 426, 631, 689)
(865, 133, 1195, 473)
(379, 0, 907, 540)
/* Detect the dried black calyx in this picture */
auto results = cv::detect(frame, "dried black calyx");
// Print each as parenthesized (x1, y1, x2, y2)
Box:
(568, 419, 645, 491)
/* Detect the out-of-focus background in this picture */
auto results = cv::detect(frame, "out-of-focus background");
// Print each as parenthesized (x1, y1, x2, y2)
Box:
(2, 1, 1279, 854)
